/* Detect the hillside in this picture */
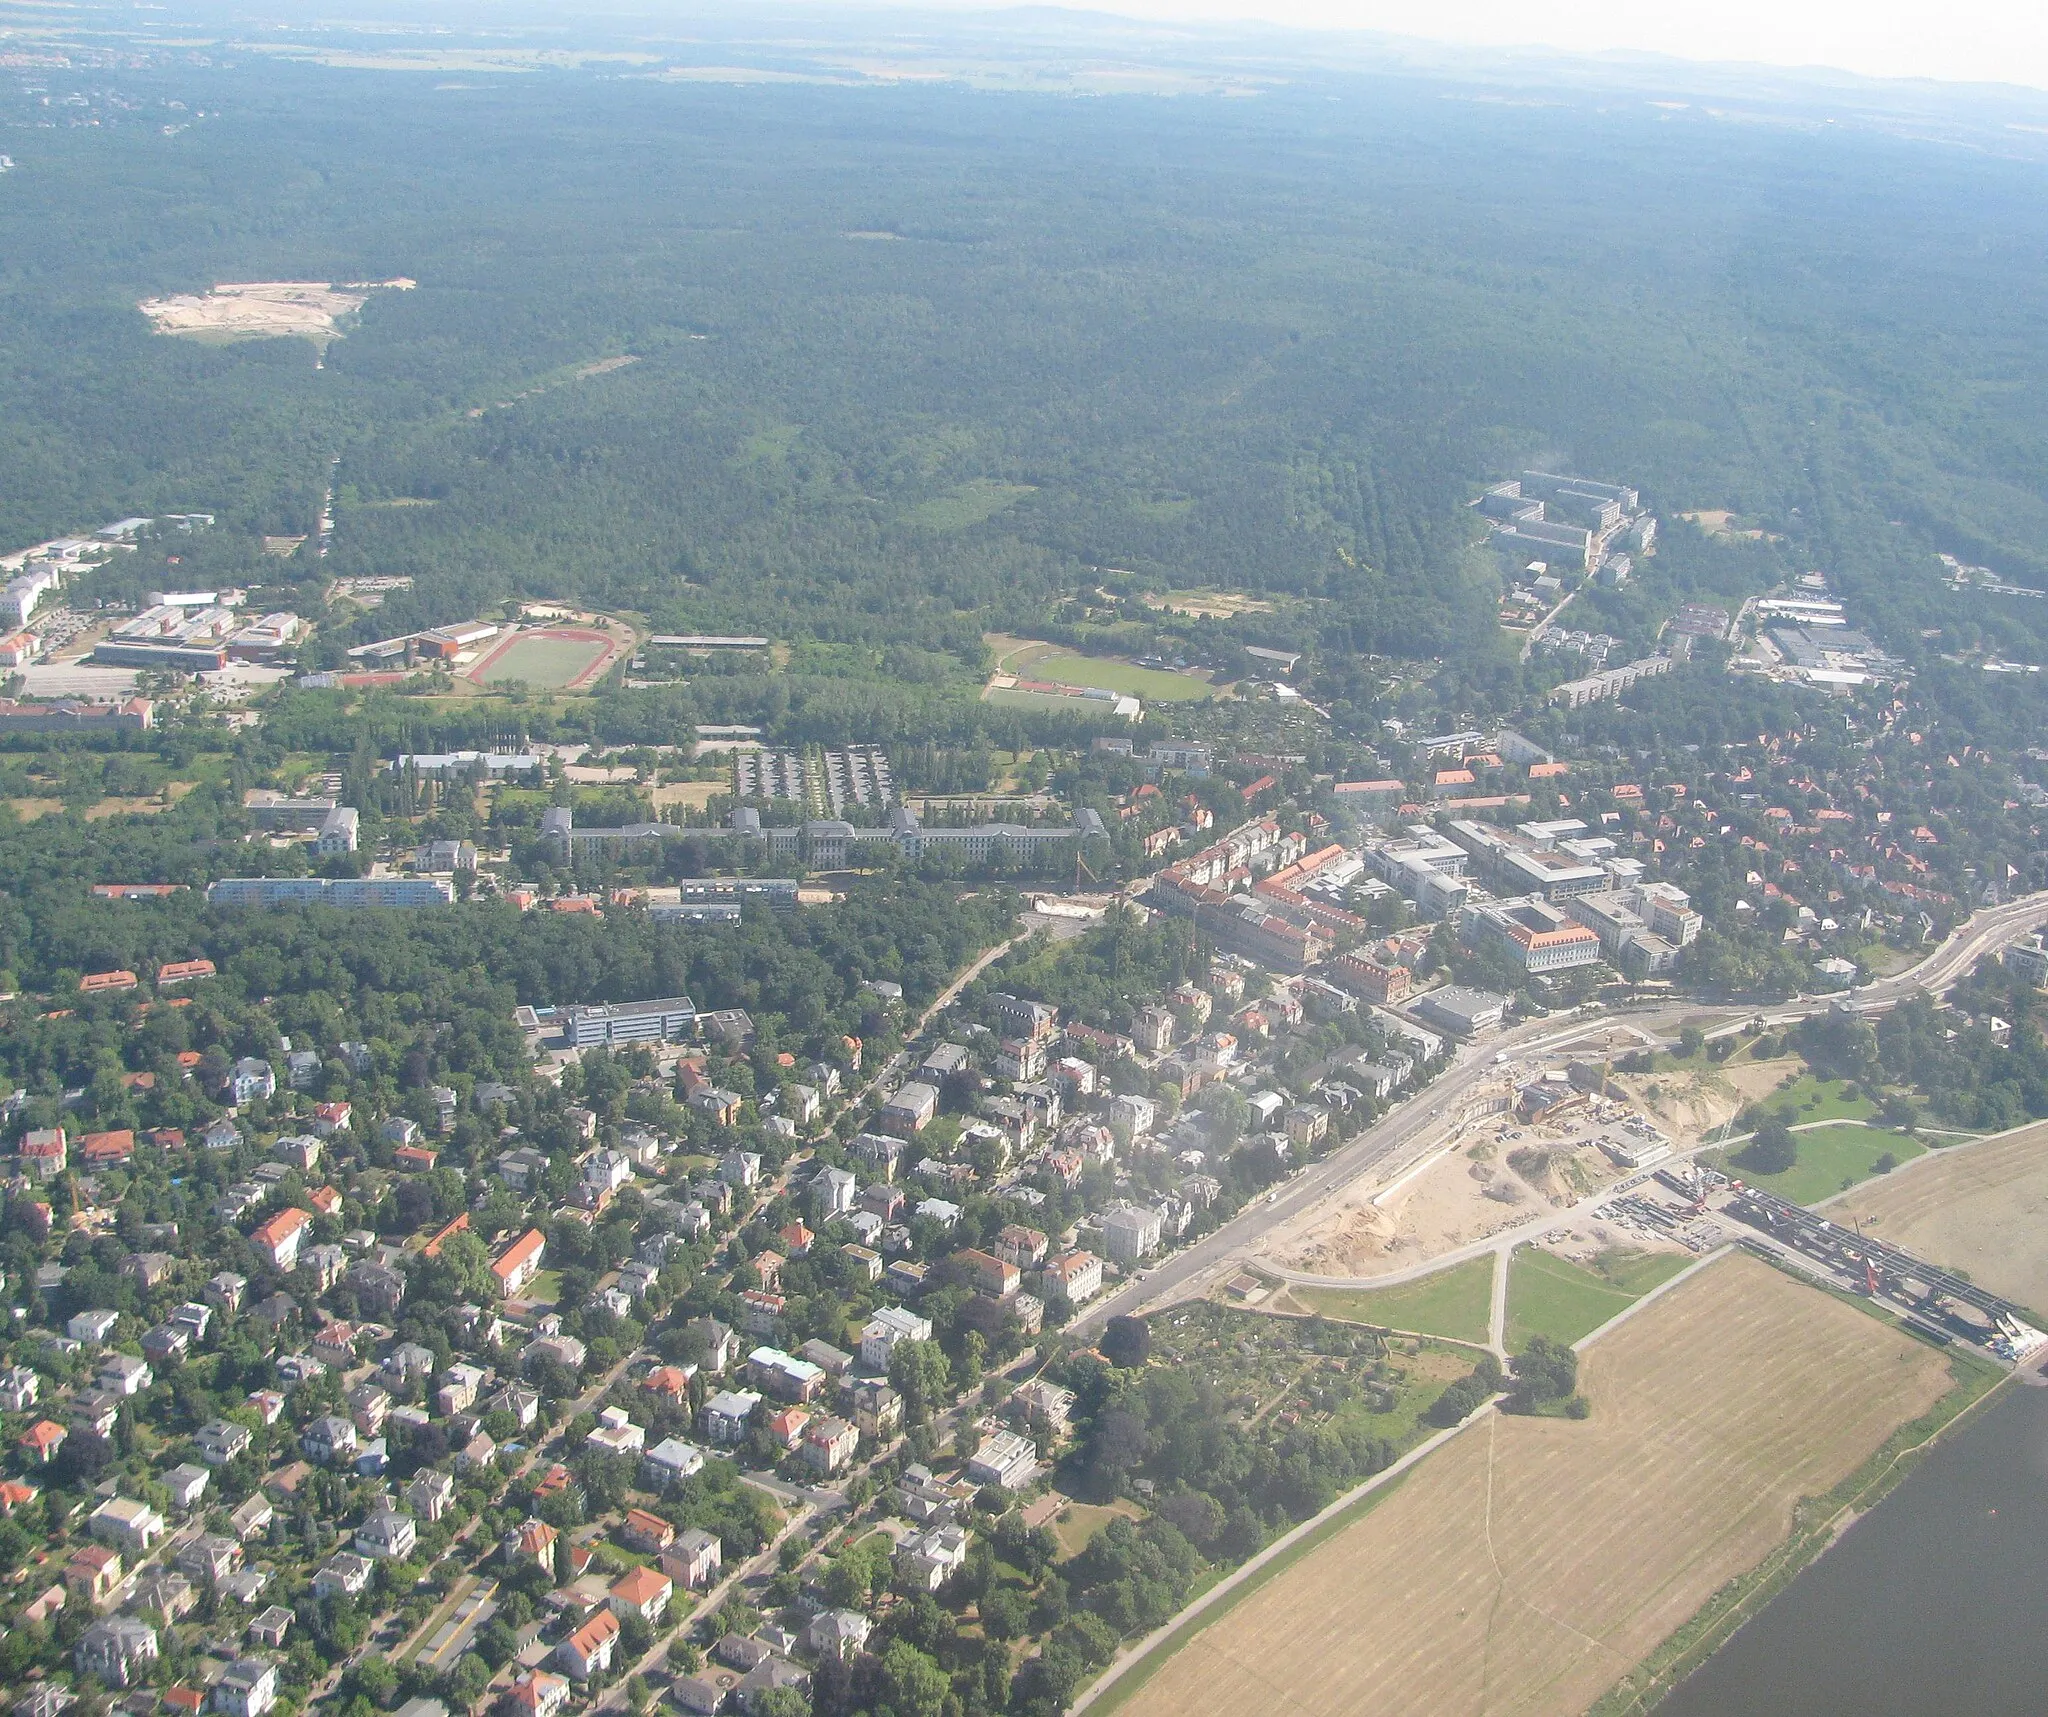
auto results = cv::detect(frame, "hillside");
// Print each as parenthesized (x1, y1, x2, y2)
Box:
(5, 7, 2048, 693)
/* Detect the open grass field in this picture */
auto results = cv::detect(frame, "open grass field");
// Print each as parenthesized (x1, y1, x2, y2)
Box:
(1051, 1499, 1148, 1562)
(1111, 1253, 1953, 1717)
(469, 628, 614, 689)
(1758, 1072, 1877, 1124)
(1290, 1255, 1495, 1345)
(906, 479, 1036, 530)
(1729, 1121, 1927, 1205)
(1829, 1120, 2048, 1317)
(1504, 1246, 1691, 1350)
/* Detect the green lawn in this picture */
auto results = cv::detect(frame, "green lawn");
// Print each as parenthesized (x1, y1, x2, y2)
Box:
(1293, 1255, 1495, 1345)
(1028, 651, 1214, 701)
(1504, 1247, 1691, 1350)
(523, 1269, 564, 1306)
(1763, 1074, 1878, 1124)
(1731, 1121, 1927, 1205)
(906, 479, 1036, 531)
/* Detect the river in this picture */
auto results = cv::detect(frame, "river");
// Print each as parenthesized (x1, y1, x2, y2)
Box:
(1659, 1381, 2048, 1717)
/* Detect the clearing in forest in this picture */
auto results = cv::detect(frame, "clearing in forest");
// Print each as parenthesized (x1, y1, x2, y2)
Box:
(1112, 1253, 1952, 1717)
(1828, 1119, 2048, 1317)
(139, 278, 414, 343)
(1139, 589, 1275, 618)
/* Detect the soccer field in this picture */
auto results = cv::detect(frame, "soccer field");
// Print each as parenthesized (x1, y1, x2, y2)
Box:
(470, 629, 612, 688)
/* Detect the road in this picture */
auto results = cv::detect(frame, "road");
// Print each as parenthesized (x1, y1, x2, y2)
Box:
(1069, 891, 2048, 1336)
(853, 928, 1032, 1112)
(321, 1342, 650, 1701)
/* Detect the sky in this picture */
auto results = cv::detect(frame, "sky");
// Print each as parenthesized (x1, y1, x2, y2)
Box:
(949, 0, 2048, 91)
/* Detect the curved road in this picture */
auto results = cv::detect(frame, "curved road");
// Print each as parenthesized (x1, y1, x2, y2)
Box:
(1069, 891, 2048, 1336)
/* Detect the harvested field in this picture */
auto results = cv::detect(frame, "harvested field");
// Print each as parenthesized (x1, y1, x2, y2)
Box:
(1112, 1253, 1950, 1717)
(1829, 1120, 2048, 1316)
(650, 781, 725, 812)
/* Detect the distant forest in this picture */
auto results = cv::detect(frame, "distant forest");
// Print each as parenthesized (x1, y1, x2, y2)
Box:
(6, 50, 2048, 680)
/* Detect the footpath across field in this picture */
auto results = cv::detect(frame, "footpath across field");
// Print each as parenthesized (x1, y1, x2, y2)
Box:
(1106, 1252, 1956, 1717)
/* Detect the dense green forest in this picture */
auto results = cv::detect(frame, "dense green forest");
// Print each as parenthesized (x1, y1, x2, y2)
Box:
(7, 22, 2048, 697)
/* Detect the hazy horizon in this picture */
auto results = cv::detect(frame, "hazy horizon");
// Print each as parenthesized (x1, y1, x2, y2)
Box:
(852, 0, 2048, 93)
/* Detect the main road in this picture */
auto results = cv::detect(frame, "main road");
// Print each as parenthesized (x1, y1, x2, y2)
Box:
(1069, 890, 2048, 1336)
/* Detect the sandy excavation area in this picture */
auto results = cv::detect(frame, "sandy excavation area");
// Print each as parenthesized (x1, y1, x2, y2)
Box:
(1610, 1054, 1802, 1145)
(1264, 1077, 1662, 1277)
(139, 278, 414, 341)
(1829, 1120, 2048, 1317)
(1115, 1252, 1953, 1717)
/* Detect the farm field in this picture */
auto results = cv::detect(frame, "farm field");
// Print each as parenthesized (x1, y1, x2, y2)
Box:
(1114, 1253, 1952, 1717)
(1725, 1121, 1927, 1206)
(469, 627, 614, 689)
(1830, 1120, 2048, 1316)
(1504, 1246, 1691, 1350)
(1288, 1254, 1495, 1345)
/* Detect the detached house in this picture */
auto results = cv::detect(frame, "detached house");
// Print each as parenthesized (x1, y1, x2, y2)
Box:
(251, 1208, 312, 1274)
(557, 1610, 621, 1681)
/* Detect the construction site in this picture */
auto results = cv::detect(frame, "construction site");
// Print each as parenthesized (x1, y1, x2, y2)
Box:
(1262, 1049, 1689, 1277)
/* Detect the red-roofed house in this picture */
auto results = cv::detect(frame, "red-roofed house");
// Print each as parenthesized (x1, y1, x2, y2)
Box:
(607, 1565, 673, 1625)
(619, 1508, 674, 1553)
(422, 1212, 470, 1257)
(557, 1609, 621, 1680)
(492, 1229, 547, 1298)
(19, 1420, 65, 1464)
(252, 1207, 312, 1273)
(79, 1129, 135, 1167)
(505, 1672, 570, 1717)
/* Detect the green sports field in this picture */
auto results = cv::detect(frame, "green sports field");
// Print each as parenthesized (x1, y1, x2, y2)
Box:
(473, 631, 610, 687)
(1029, 650, 1214, 700)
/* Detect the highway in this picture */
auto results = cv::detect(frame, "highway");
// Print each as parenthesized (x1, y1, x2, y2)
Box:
(1069, 890, 2048, 1336)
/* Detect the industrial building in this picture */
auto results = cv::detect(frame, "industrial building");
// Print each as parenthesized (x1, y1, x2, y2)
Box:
(1411, 986, 1508, 1036)
(205, 877, 455, 909)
